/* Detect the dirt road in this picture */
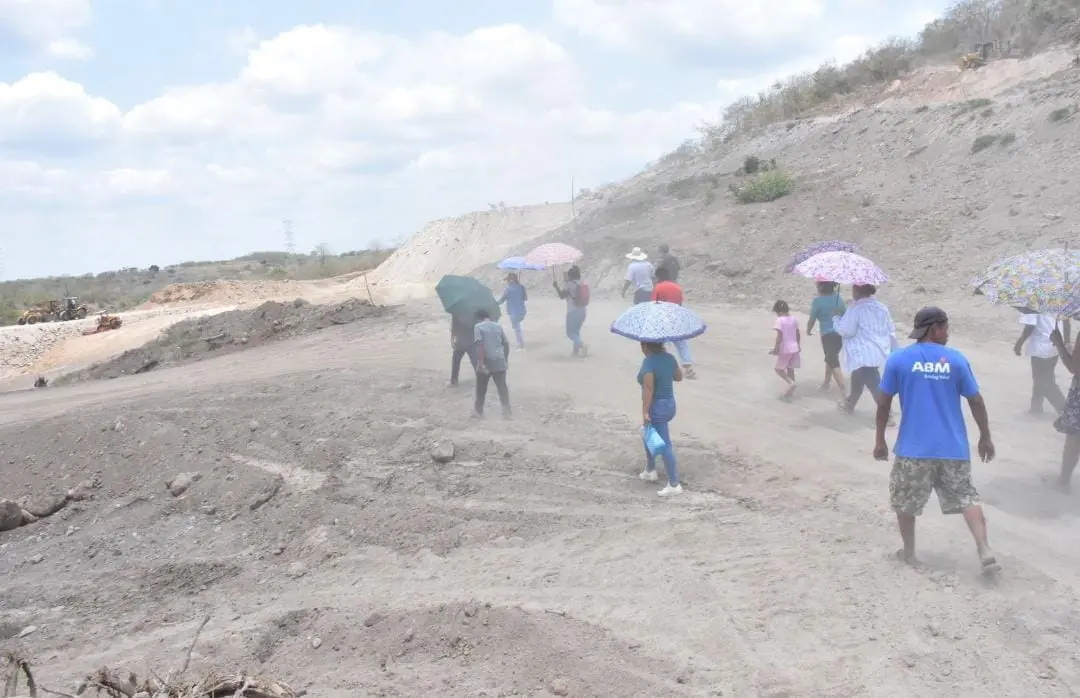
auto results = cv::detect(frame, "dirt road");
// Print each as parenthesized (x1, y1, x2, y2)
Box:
(2, 297, 1079, 696)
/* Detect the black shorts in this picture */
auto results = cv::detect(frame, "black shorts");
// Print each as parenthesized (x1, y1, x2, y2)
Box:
(821, 332, 842, 369)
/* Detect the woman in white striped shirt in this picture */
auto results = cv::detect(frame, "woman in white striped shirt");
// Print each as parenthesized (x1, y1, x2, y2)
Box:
(833, 284, 899, 415)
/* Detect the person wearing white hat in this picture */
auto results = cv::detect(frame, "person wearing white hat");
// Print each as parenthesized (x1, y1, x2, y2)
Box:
(621, 247, 655, 304)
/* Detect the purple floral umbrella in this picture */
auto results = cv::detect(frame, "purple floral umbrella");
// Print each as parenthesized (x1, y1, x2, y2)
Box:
(785, 241, 859, 273)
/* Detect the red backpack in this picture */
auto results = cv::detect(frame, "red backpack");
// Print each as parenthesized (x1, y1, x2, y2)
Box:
(575, 280, 591, 307)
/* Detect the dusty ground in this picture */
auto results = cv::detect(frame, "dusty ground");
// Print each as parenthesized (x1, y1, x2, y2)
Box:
(4, 50, 1080, 697)
(2, 295, 1080, 696)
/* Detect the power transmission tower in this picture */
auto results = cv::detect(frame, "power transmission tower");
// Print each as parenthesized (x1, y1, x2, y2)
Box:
(282, 219, 295, 254)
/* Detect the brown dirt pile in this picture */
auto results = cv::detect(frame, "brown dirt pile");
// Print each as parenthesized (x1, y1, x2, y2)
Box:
(57, 298, 392, 383)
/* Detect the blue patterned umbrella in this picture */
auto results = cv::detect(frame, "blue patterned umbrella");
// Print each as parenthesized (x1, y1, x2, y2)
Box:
(497, 256, 546, 271)
(610, 301, 706, 343)
(785, 240, 859, 272)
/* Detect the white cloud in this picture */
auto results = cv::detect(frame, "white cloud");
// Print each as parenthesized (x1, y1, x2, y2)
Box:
(0, 72, 121, 142)
(0, 0, 92, 59)
(0, 3, 946, 277)
(553, 0, 825, 47)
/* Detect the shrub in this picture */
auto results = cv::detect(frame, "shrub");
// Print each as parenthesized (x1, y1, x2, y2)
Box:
(915, 105, 930, 113)
(998, 132, 1016, 146)
(742, 155, 761, 174)
(960, 98, 992, 113)
(1050, 106, 1074, 122)
(730, 170, 793, 204)
(971, 134, 998, 153)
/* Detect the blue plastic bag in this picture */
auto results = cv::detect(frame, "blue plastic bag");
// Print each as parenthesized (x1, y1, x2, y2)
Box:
(642, 424, 666, 456)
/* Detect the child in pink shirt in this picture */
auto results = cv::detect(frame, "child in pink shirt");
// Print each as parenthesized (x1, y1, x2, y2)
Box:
(770, 300, 801, 400)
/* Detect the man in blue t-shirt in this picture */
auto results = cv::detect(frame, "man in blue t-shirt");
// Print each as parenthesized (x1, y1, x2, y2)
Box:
(875, 307, 999, 574)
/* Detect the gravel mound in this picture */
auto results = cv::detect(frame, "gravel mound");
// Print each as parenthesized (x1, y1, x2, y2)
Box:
(58, 298, 391, 383)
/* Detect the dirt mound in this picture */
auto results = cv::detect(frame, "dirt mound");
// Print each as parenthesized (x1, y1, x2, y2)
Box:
(364, 203, 573, 299)
(145, 280, 317, 308)
(58, 298, 391, 382)
(249, 603, 682, 696)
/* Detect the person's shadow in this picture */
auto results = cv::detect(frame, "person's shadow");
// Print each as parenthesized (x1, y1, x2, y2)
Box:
(979, 474, 1080, 520)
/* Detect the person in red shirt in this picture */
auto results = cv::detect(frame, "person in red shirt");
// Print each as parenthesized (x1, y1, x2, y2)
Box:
(651, 267, 696, 378)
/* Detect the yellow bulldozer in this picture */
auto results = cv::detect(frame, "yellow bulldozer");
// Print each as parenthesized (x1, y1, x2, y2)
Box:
(82, 313, 122, 335)
(16, 297, 90, 325)
(959, 42, 996, 71)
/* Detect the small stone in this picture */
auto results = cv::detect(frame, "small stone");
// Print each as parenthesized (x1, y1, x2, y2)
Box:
(67, 480, 97, 502)
(927, 622, 941, 637)
(0, 500, 24, 531)
(430, 441, 455, 464)
(364, 612, 384, 627)
(549, 678, 570, 696)
(166, 472, 201, 497)
(29, 554, 44, 565)
(200, 505, 217, 516)
(248, 421, 260, 432)
(311, 637, 323, 649)
(287, 562, 308, 579)
(17, 625, 37, 638)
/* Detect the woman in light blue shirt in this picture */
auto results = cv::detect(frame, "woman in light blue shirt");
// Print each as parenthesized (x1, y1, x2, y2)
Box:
(497, 273, 528, 349)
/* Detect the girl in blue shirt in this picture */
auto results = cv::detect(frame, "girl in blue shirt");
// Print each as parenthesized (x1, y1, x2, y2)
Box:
(637, 342, 684, 496)
(497, 273, 528, 349)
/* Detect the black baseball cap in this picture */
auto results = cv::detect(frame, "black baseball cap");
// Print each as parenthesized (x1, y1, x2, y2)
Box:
(909, 306, 949, 339)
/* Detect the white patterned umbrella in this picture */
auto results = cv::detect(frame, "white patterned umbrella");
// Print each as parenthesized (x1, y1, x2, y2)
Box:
(524, 243, 583, 267)
(793, 251, 887, 285)
(610, 301, 706, 343)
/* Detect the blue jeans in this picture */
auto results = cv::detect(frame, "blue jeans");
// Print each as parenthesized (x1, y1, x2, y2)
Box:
(671, 339, 693, 365)
(644, 398, 678, 485)
(633, 288, 652, 304)
(566, 307, 586, 352)
(510, 312, 525, 348)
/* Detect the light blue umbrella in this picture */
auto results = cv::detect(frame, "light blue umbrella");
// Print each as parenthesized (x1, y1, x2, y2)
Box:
(497, 256, 546, 271)
(610, 301, 706, 343)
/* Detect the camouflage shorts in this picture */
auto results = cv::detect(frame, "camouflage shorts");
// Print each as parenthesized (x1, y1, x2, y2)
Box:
(889, 457, 979, 516)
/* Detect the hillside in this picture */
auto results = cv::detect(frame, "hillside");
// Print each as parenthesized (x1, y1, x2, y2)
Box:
(472, 49, 1080, 336)
(0, 248, 392, 326)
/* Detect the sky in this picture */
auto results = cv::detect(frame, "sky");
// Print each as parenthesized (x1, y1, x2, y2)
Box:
(0, 0, 949, 279)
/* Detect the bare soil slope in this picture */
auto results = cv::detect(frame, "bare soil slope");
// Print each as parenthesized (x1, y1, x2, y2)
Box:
(482, 53, 1080, 333)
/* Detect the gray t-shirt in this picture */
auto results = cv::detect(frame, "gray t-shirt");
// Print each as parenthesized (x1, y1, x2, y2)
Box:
(564, 280, 583, 310)
(474, 320, 509, 372)
(625, 261, 655, 291)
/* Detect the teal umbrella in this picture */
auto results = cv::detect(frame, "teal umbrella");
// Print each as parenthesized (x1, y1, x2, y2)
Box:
(435, 275, 501, 321)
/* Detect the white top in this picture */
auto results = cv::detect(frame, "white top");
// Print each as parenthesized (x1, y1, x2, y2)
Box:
(834, 297, 898, 371)
(1019, 313, 1062, 359)
(625, 260, 655, 291)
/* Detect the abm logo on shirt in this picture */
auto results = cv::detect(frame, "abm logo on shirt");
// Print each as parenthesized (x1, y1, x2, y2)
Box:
(911, 357, 951, 379)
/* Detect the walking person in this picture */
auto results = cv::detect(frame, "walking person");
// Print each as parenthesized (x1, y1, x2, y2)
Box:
(1049, 326, 1080, 492)
(472, 309, 511, 419)
(834, 284, 898, 416)
(637, 341, 684, 496)
(449, 313, 478, 387)
(621, 247, 655, 304)
(656, 244, 680, 282)
(497, 272, 528, 349)
(651, 266, 696, 379)
(874, 307, 1000, 574)
(770, 300, 801, 400)
(806, 281, 847, 397)
(1015, 312, 1068, 415)
(553, 265, 589, 357)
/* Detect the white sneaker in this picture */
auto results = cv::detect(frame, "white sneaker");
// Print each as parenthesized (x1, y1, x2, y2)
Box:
(658, 484, 683, 497)
(639, 470, 659, 482)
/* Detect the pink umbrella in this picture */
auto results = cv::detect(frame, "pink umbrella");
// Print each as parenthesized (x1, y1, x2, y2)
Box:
(793, 251, 887, 285)
(524, 242, 583, 267)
